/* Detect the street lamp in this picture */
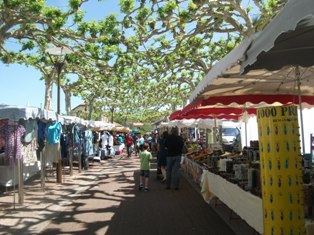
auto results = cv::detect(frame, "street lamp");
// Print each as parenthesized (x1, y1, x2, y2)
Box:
(45, 46, 72, 114)
(45, 46, 72, 184)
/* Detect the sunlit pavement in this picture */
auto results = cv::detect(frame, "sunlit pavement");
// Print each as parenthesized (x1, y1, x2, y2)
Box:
(0, 154, 252, 235)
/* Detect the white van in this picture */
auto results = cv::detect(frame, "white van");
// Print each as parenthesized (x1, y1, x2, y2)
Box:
(221, 121, 241, 151)
(222, 127, 240, 144)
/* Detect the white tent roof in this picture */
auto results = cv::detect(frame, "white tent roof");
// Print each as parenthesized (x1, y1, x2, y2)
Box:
(57, 115, 84, 125)
(0, 105, 116, 129)
(0, 105, 58, 121)
(159, 119, 215, 129)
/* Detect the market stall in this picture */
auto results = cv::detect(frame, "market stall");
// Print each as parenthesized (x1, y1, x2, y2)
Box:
(0, 105, 58, 206)
(0, 105, 48, 186)
(177, 1, 314, 234)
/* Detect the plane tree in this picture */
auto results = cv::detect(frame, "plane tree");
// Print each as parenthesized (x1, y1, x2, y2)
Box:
(111, 0, 287, 120)
(0, 0, 287, 123)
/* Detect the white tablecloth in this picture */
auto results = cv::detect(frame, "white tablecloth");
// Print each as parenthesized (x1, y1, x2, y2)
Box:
(201, 170, 263, 234)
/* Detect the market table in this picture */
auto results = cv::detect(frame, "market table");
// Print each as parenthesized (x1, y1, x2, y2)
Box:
(201, 170, 263, 234)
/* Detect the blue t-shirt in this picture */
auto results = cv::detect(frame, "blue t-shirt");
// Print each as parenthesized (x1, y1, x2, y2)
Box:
(147, 136, 152, 143)
(46, 122, 62, 144)
(37, 120, 46, 142)
(139, 137, 145, 145)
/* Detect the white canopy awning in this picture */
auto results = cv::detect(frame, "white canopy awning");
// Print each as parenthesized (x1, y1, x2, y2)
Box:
(159, 119, 216, 129)
(0, 105, 58, 121)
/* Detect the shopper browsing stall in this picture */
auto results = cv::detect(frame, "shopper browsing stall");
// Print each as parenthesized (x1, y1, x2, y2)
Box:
(165, 127, 184, 190)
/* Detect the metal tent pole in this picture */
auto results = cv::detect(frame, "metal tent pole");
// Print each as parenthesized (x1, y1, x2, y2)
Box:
(296, 66, 305, 155)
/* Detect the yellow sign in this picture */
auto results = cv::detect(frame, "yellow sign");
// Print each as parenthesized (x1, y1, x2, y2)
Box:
(257, 105, 305, 235)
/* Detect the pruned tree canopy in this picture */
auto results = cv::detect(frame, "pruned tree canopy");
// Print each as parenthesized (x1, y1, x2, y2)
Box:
(0, 0, 287, 125)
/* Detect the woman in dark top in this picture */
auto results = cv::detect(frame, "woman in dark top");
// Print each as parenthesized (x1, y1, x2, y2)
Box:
(157, 131, 168, 182)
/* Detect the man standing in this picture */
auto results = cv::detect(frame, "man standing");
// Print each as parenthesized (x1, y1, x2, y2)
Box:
(165, 127, 184, 190)
(125, 133, 133, 158)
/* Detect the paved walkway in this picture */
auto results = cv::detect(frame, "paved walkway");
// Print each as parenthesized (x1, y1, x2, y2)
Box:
(0, 154, 254, 235)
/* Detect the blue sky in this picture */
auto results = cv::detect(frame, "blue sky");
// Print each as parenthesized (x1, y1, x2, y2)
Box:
(0, 0, 120, 113)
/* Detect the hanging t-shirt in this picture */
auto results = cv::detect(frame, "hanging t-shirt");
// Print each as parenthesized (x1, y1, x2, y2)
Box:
(37, 120, 46, 143)
(73, 124, 81, 145)
(82, 130, 94, 156)
(46, 122, 62, 144)
(101, 132, 110, 147)
(93, 131, 99, 144)
(108, 134, 114, 147)
(20, 119, 38, 144)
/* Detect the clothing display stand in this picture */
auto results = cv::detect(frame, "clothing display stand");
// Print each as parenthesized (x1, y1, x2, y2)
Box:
(12, 161, 16, 209)
(40, 150, 45, 191)
(18, 158, 23, 204)
(70, 124, 75, 176)
(78, 143, 82, 173)
(69, 146, 73, 176)
(11, 120, 24, 207)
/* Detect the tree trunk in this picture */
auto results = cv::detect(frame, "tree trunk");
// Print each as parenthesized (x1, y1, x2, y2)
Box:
(124, 115, 128, 126)
(64, 89, 72, 115)
(44, 72, 54, 111)
(87, 99, 94, 120)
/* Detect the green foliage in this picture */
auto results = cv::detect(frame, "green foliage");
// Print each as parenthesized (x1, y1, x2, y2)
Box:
(43, 7, 67, 29)
(20, 40, 36, 51)
(0, 0, 285, 125)
(192, 0, 206, 5)
(100, 14, 119, 34)
(188, 1, 197, 11)
(119, 0, 135, 14)
(246, 6, 253, 13)
(73, 10, 85, 23)
(135, 6, 150, 22)
(68, 0, 82, 10)
(178, 9, 190, 23)
(164, 0, 177, 12)
(28, 1, 45, 12)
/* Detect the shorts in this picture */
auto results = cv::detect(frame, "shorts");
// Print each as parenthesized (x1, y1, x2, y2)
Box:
(140, 170, 150, 178)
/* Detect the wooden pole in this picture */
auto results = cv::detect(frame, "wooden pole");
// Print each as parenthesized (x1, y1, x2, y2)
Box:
(18, 158, 24, 204)
(40, 150, 45, 191)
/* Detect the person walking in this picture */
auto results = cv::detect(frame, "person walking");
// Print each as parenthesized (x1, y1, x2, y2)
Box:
(138, 143, 153, 192)
(165, 127, 184, 190)
(157, 131, 168, 183)
(125, 133, 133, 158)
(138, 134, 145, 152)
(132, 134, 139, 156)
